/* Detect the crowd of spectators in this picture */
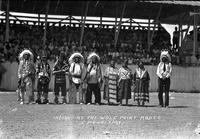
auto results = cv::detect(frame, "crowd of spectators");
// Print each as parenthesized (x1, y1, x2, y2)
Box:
(0, 23, 176, 65)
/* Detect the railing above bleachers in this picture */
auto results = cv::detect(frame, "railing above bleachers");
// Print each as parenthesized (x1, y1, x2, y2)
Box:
(0, 11, 160, 30)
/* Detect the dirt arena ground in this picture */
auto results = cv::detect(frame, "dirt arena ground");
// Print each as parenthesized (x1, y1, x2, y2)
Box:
(0, 92, 199, 139)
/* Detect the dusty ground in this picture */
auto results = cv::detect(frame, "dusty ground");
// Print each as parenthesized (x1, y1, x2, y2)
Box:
(0, 92, 199, 139)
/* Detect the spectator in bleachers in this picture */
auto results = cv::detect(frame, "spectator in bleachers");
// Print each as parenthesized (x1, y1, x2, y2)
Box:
(172, 27, 179, 51)
(0, 23, 174, 66)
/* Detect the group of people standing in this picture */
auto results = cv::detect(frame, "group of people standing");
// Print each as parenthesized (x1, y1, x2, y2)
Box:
(17, 49, 172, 107)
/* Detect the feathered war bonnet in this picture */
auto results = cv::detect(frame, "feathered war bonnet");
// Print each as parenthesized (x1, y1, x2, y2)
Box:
(68, 52, 84, 65)
(18, 49, 34, 62)
(160, 50, 171, 62)
(87, 52, 100, 64)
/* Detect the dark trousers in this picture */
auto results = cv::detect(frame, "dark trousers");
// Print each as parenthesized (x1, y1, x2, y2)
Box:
(86, 83, 101, 104)
(20, 77, 34, 102)
(54, 82, 66, 97)
(69, 82, 83, 104)
(173, 39, 179, 50)
(158, 78, 170, 107)
(37, 82, 49, 100)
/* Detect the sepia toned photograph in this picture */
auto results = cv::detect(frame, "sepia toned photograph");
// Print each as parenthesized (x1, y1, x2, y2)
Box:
(0, 0, 199, 139)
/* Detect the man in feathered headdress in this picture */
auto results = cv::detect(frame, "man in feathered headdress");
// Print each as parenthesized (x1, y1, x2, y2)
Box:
(85, 52, 102, 105)
(18, 49, 35, 104)
(35, 51, 51, 104)
(156, 50, 172, 108)
(68, 52, 84, 104)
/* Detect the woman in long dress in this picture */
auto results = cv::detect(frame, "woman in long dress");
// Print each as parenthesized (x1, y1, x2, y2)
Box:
(133, 61, 150, 106)
(103, 59, 119, 105)
(118, 60, 133, 106)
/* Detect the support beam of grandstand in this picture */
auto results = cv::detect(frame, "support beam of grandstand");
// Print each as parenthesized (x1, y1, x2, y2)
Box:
(5, 0, 9, 42)
(114, 18, 117, 39)
(43, 0, 50, 46)
(38, 14, 40, 26)
(114, 1, 118, 48)
(81, 15, 83, 28)
(114, 1, 126, 48)
(193, 14, 197, 56)
(182, 25, 190, 44)
(180, 25, 183, 48)
(148, 18, 151, 51)
(54, 0, 60, 13)
(69, 15, 72, 27)
(150, 5, 162, 46)
(80, 1, 89, 47)
(181, 14, 192, 44)
(179, 15, 183, 47)
(100, 15, 102, 27)
(0, 0, 2, 10)
(130, 18, 132, 27)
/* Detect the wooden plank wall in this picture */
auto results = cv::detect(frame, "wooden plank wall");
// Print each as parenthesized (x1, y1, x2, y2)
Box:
(0, 62, 200, 92)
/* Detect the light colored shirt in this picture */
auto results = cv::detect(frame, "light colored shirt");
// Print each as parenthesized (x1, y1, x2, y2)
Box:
(87, 64, 102, 84)
(18, 60, 35, 79)
(136, 68, 147, 79)
(69, 62, 83, 84)
(118, 67, 132, 80)
(156, 62, 172, 79)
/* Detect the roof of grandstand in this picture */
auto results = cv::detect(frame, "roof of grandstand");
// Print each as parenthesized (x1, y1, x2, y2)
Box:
(1, 0, 200, 25)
